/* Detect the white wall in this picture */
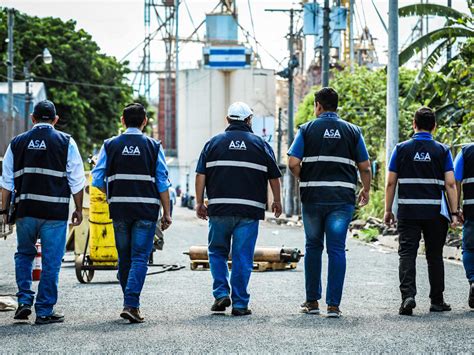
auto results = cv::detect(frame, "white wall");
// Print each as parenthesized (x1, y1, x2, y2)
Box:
(176, 67, 275, 194)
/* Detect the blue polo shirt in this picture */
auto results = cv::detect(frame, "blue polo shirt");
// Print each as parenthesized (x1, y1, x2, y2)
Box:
(388, 132, 454, 173)
(287, 112, 370, 162)
(454, 150, 464, 182)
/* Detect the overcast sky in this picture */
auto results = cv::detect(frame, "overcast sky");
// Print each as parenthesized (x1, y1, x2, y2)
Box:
(3, 1, 469, 77)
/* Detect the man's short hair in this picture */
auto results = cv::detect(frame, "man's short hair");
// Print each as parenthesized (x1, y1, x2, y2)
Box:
(123, 103, 146, 128)
(414, 107, 436, 131)
(314, 87, 338, 111)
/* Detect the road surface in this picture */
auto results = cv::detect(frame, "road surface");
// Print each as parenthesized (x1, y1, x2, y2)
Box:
(0, 206, 472, 352)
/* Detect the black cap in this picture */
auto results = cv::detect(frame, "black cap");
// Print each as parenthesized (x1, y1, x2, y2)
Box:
(33, 100, 56, 120)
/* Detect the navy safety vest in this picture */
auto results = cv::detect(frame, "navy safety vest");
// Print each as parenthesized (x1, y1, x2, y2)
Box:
(395, 138, 449, 220)
(299, 115, 361, 205)
(204, 123, 272, 220)
(461, 144, 474, 220)
(10, 125, 71, 220)
(104, 133, 161, 221)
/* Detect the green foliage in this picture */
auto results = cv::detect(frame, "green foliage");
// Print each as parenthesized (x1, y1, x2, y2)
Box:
(295, 66, 417, 159)
(356, 190, 385, 221)
(357, 227, 379, 243)
(0, 8, 133, 156)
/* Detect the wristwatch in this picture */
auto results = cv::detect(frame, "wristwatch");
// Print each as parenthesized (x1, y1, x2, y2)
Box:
(451, 210, 461, 217)
(0, 209, 7, 215)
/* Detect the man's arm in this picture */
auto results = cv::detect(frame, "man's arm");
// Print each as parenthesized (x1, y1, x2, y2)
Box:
(445, 171, 459, 227)
(67, 138, 86, 225)
(288, 156, 302, 179)
(156, 145, 172, 230)
(384, 171, 398, 225)
(357, 160, 372, 206)
(91, 144, 107, 194)
(195, 173, 207, 220)
(1, 189, 11, 224)
(71, 190, 84, 226)
(269, 178, 282, 218)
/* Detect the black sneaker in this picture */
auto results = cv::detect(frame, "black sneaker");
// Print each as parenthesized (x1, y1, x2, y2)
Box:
(231, 308, 252, 316)
(211, 296, 231, 312)
(14, 304, 32, 320)
(430, 302, 451, 312)
(399, 297, 416, 316)
(300, 301, 320, 315)
(120, 307, 144, 323)
(327, 306, 342, 318)
(469, 282, 474, 309)
(35, 312, 65, 325)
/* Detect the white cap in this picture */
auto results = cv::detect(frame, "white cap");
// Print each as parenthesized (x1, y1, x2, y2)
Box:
(227, 102, 253, 121)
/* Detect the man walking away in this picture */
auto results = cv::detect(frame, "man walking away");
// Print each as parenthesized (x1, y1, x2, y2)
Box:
(92, 103, 172, 323)
(1, 100, 85, 325)
(288, 87, 372, 318)
(454, 143, 474, 308)
(385, 107, 458, 316)
(195, 102, 282, 316)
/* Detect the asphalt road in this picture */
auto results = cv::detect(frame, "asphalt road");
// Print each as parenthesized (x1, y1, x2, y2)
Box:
(0, 206, 472, 353)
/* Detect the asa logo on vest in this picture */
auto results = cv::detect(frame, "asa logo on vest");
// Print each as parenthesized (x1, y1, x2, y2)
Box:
(413, 152, 431, 162)
(27, 140, 47, 150)
(229, 140, 247, 150)
(323, 129, 341, 139)
(122, 146, 141, 156)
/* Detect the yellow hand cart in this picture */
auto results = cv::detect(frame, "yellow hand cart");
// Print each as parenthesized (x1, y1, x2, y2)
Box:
(72, 174, 181, 283)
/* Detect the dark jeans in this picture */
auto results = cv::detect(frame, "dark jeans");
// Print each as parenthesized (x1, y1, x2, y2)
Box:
(463, 219, 474, 283)
(397, 216, 448, 303)
(113, 219, 155, 308)
(302, 203, 355, 306)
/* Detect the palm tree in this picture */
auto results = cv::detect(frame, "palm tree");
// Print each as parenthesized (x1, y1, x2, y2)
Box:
(398, 1, 474, 106)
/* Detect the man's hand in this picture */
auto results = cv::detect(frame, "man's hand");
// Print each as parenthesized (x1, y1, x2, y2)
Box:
(384, 211, 395, 226)
(71, 209, 83, 226)
(196, 203, 208, 220)
(161, 214, 172, 231)
(272, 201, 282, 218)
(458, 210, 465, 225)
(450, 215, 459, 229)
(358, 189, 370, 207)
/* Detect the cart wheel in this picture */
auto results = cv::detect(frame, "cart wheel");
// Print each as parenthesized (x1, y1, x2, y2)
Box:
(75, 254, 95, 283)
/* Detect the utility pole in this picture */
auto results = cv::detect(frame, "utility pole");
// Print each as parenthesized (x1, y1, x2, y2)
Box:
(277, 107, 282, 165)
(265, 7, 301, 217)
(6, 8, 15, 148)
(322, 0, 330, 87)
(386, 0, 399, 167)
(175, 0, 180, 156)
(447, 0, 452, 61)
(349, 0, 355, 72)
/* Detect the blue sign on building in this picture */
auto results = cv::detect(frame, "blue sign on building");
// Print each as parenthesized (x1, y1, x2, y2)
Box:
(203, 47, 252, 70)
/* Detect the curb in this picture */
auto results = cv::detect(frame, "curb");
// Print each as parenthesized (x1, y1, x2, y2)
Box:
(359, 234, 463, 261)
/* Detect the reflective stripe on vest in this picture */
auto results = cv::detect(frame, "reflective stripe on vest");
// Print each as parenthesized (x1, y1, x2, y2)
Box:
(206, 160, 268, 172)
(463, 177, 474, 184)
(14, 167, 67, 178)
(108, 174, 156, 183)
(299, 181, 356, 190)
(15, 193, 70, 204)
(398, 178, 444, 186)
(302, 155, 356, 167)
(464, 199, 474, 205)
(108, 196, 160, 204)
(208, 198, 266, 209)
(398, 199, 442, 205)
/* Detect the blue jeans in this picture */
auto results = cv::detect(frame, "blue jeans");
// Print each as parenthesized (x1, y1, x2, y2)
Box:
(302, 203, 355, 306)
(463, 219, 474, 283)
(208, 216, 259, 309)
(15, 217, 67, 317)
(113, 219, 155, 308)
